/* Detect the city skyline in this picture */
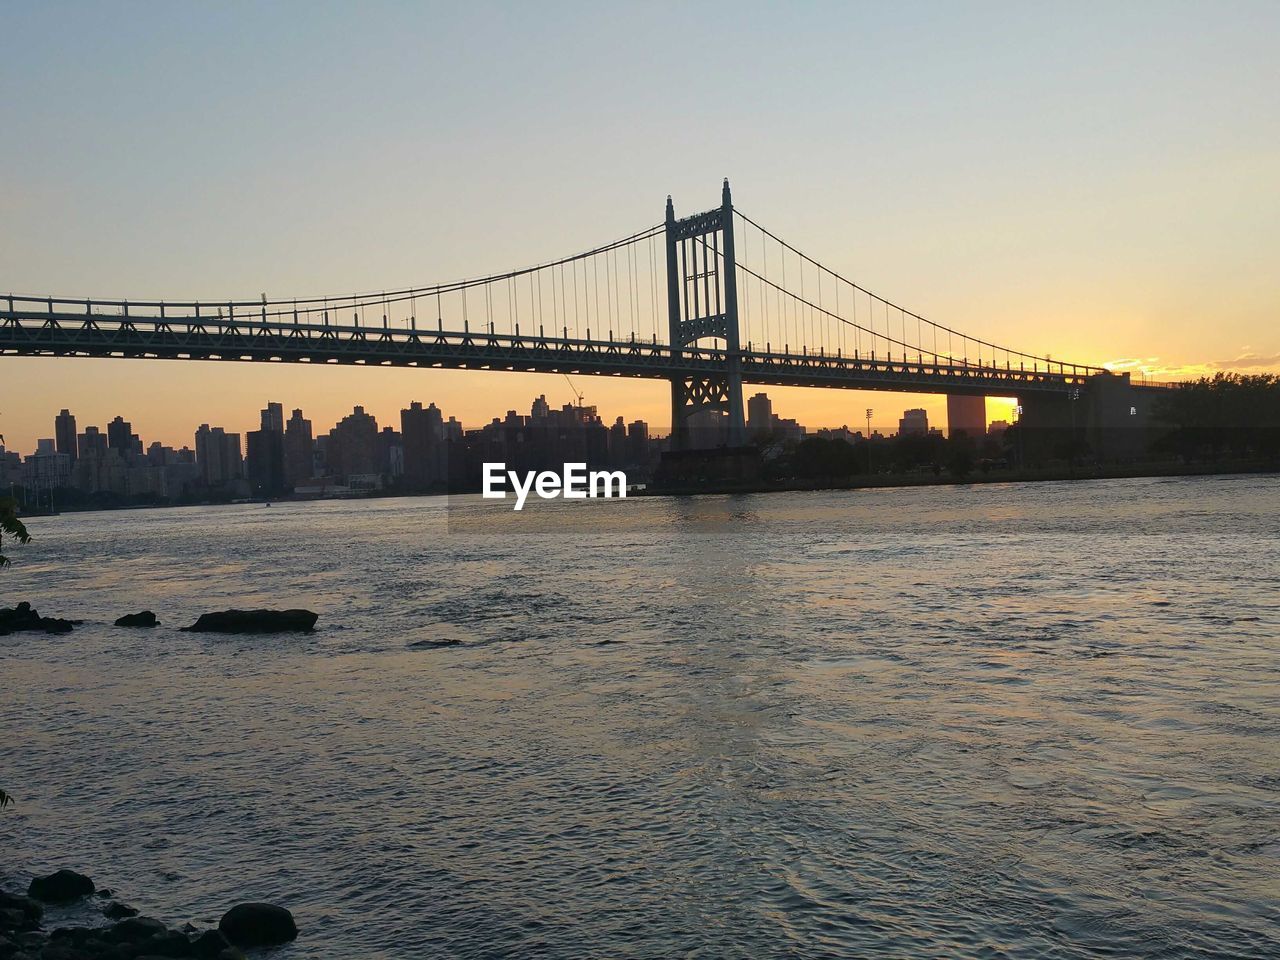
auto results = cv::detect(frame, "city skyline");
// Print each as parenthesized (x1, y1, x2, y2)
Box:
(3, 390, 1010, 464)
(4, 3, 1278, 453)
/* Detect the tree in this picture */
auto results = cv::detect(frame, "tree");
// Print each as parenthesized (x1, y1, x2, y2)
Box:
(0, 495, 31, 568)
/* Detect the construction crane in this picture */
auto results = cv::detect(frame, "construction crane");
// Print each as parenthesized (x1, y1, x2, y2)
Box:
(562, 373, 585, 419)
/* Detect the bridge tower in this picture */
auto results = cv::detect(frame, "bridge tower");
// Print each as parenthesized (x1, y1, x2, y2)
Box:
(665, 180, 746, 448)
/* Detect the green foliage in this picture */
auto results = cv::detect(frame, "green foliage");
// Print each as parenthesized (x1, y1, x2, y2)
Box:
(947, 432, 977, 479)
(0, 495, 32, 568)
(791, 436, 862, 479)
(1154, 373, 1280, 462)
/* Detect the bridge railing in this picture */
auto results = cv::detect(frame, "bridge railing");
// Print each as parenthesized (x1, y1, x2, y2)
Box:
(2, 295, 1099, 389)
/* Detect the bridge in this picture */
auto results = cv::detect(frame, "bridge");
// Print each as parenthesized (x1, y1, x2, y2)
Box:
(2, 181, 1149, 450)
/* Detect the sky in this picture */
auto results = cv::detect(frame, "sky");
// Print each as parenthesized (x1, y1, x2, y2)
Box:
(3, 1, 1278, 451)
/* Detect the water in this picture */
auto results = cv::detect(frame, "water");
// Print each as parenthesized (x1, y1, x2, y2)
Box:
(2, 476, 1278, 958)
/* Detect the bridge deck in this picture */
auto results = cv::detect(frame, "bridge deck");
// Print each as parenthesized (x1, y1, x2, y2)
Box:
(1, 308, 1095, 396)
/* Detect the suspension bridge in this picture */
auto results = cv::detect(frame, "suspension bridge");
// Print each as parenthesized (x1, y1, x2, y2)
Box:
(1, 181, 1146, 450)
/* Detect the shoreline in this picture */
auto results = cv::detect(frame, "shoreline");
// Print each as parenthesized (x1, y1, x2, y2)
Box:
(15, 460, 1274, 518)
(641, 460, 1276, 497)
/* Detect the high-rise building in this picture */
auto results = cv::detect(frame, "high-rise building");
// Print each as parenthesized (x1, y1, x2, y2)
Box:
(401, 401, 445, 487)
(246, 428, 286, 497)
(260, 402, 285, 433)
(899, 408, 929, 436)
(747, 393, 773, 435)
(107, 416, 134, 460)
(55, 409, 78, 462)
(77, 426, 109, 458)
(627, 420, 650, 466)
(609, 416, 628, 466)
(284, 409, 313, 487)
(195, 424, 243, 486)
(326, 406, 380, 481)
(947, 395, 987, 439)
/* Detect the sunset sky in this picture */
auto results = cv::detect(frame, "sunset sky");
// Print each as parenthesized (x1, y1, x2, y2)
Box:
(3, 1, 1278, 452)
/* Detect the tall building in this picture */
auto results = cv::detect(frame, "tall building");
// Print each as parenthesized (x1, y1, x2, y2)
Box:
(609, 416, 628, 466)
(195, 424, 243, 486)
(326, 406, 380, 481)
(899, 408, 929, 436)
(947, 395, 987, 439)
(246, 429, 286, 497)
(627, 420, 650, 466)
(284, 409, 313, 487)
(107, 416, 134, 460)
(77, 426, 108, 458)
(260, 402, 285, 433)
(55, 409, 78, 462)
(401, 401, 445, 487)
(747, 393, 773, 435)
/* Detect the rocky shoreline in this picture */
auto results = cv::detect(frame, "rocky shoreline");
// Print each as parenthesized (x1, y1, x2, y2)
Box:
(0, 605, 319, 638)
(1, 869, 297, 958)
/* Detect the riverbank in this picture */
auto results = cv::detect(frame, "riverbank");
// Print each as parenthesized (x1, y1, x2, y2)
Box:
(0, 867, 297, 958)
(643, 459, 1276, 496)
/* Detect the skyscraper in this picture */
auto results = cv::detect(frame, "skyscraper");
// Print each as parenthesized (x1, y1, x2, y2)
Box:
(947, 395, 987, 439)
(401, 401, 445, 487)
(55, 409, 77, 462)
(326, 406, 380, 481)
(899, 408, 929, 436)
(195, 424, 243, 486)
(284, 409, 313, 487)
(246, 428, 286, 497)
(747, 393, 773, 435)
(107, 416, 134, 460)
(260, 402, 285, 433)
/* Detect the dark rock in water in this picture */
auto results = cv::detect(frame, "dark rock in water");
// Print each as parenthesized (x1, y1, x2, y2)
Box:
(115, 611, 158, 628)
(181, 609, 318, 634)
(190, 928, 233, 958)
(28, 869, 94, 903)
(0, 890, 42, 930)
(0, 601, 76, 636)
(102, 916, 167, 943)
(407, 637, 462, 649)
(148, 928, 197, 955)
(103, 900, 139, 919)
(218, 903, 298, 948)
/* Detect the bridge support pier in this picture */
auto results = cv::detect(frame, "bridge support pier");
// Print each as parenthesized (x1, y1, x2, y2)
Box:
(666, 181, 746, 449)
(1016, 374, 1163, 464)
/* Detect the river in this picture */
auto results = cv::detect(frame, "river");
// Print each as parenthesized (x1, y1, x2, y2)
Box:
(2, 475, 1278, 957)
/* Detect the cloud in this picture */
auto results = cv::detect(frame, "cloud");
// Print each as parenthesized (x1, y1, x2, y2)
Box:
(1101, 352, 1280, 382)
(1208, 352, 1280, 370)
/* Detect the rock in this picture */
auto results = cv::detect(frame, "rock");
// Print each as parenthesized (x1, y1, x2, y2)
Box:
(0, 891, 41, 930)
(181, 610, 318, 634)
(115, 611, 158, 628)
(145, 929, 196, 956)
(189, 930, 231, 959)
(27, 870, 94, 903)
(103, 917, 167, 944)
(0, 602, 76, 636)
(217, 903, 298, 948)
(0, 908, 27, 933)
(102, 901, 139, 920)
